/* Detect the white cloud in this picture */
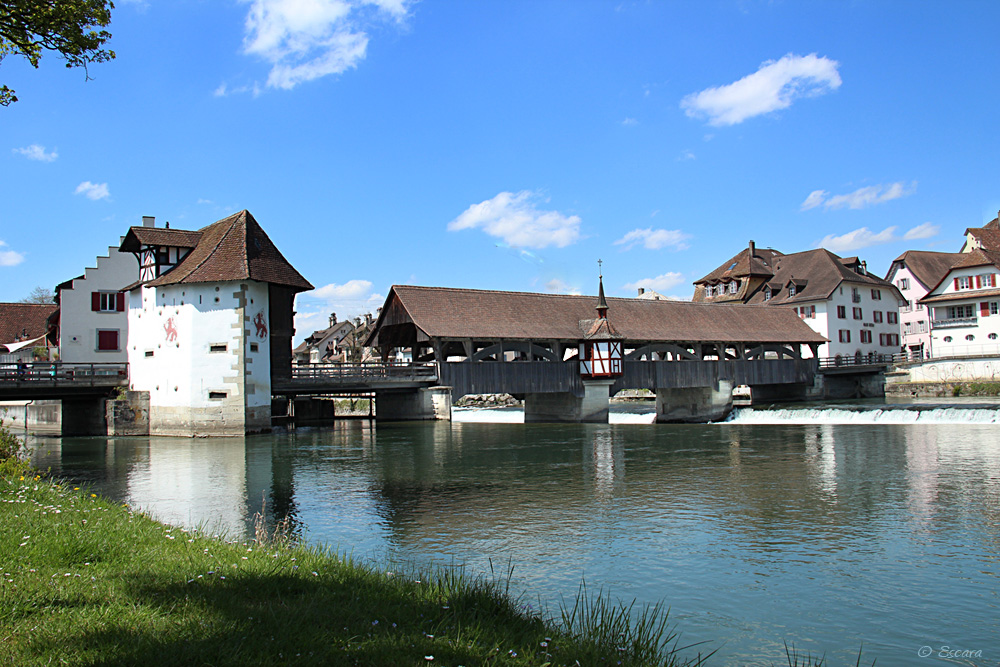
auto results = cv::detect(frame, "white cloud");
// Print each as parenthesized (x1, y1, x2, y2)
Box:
(613, 227, 690, 251)
(904, 222, 940, 240)
(241, 0, 409, 91)
(621, 117, 638, 126)
(815, 227, 899, 253)
(0, 240, 25, 267)
(800, 189, 827, 211)
(677, 150, 696, 161)
(623, 272, 686, 293)
(74, 181, 110, 201)
(681, 53, 841, 126)
(13, 144, 58, 162)
(544, 278, 581, 295)
(311, 279, 374, 300)
(448, 190, 582, 249)
(801, 181, 915, 211)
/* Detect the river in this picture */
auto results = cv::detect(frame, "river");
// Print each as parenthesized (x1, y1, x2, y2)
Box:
(24, 399, 1000, 666)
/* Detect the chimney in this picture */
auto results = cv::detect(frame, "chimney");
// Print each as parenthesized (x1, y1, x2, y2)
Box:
(637, 287, 645, 296)
(329, 313, 337, 327)
(860, 260, 867, 275)
(142, 216, 155, 228)
(749, 240, 756, 257)
(365, 313, 372, 326)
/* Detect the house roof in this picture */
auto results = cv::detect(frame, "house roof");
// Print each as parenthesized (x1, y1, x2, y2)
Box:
(120, 227, 203, 252)
(695, 245, 783, 284)
(887, 250, 964, 290)
(922, 287, 1000, 304)
(367, 285, 827, 346)
(744, 248, 901, 306)
(0, 303, 58, 345)
(128, 210, 313, 291)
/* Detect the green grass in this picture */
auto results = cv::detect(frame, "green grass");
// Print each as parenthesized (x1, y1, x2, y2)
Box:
(0, 472, 707, 666)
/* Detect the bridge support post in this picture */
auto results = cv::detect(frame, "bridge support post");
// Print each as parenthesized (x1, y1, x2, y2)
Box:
(655, 380, 734, 423)
(524, 379, 614, 423)
(375, 386, 452, 421)
(61, 397, 109, 436)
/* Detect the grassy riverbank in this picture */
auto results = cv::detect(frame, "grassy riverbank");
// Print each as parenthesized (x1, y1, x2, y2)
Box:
(0, 432, 703, 666)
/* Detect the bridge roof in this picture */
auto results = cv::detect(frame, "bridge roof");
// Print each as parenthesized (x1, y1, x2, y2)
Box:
(368, 285, 827, 345)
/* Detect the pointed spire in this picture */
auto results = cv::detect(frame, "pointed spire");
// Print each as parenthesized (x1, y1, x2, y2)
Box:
(596, 259, 608, 318)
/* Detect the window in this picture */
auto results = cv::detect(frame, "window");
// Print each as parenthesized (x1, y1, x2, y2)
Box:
(788, 284, 796, 298)
(993, 302, 999, 315)
(250, 343, 259, 352)
(208, 391, 227, 400)
(839, 330, 851, 343)
(852, 287, 861, 303)
(944, 336, 953, 343)
(904, 322, 913, 334)
(873, 310, 883, 323)
(860, 330, 872, 344)
(966, 334, 976, 341)
(728, 281, 739, 294)
(97, 329, 119, 351)
(948, 305, 974, 319)
(918, 321, 927, 333)
(976, 273, 997, 288)
(764, 287, 772, 301)
(897, 278, 910, 290)
(144, 350, 154, 358)
(917, 302, 924, 310)
(887, 311, 898, 324)
(990, 333, 998, 341)
(837, 305, 846, 319)
(91, 291, 124, 312)
(955, 276, 972, 290)
(209, 344, 227, 353)
(871, 289, 882, 300)
(853, 307, 863, 320)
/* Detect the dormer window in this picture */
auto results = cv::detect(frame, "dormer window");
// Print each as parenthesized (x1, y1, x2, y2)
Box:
(788, 284, 796, 298)
(764, 287, 772, 301)
(728, 281, 739, 294)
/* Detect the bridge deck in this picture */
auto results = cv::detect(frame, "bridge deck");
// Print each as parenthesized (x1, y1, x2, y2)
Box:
(0, 363, 129, 400)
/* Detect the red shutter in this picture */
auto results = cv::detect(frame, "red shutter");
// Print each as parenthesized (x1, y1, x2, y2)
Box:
(982, 302, 990, 317)
(976, 275, 982, 289)
(116, 292, 125, 312)
(91, 292, 100, 311)
(993, 275, 997, 287)
(954, 278, 960, 290)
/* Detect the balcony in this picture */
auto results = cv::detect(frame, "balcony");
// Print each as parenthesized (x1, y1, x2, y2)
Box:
(930, 317, 977, 328)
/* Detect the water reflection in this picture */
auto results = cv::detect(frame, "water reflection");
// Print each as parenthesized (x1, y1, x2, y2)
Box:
(26, 420, 1000, 666)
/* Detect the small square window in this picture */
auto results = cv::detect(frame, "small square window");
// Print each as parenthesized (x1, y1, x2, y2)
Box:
(208, 391, 227, 400)
(250, 343, 259, 352)
(209, 344, 227, 353)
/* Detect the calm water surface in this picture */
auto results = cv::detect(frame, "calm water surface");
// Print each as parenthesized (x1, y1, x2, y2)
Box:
(25, 405, 1000, 666)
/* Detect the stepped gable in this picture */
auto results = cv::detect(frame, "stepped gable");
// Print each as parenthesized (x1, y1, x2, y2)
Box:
(143, 210, 313, 291)
(0, 303, 57, 343)
(888, 250, 964, 289)
(371, 285, 826, 344)
(744, 248, 896, 306)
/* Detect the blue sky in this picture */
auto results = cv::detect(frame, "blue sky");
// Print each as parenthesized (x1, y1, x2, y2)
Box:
(3, 0, 1000, 339)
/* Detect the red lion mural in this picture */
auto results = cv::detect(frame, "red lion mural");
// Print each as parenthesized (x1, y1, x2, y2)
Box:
(253, 311, 268, 340)
(164, 317, 178, 342)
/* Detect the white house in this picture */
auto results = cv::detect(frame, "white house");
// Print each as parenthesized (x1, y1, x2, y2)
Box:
(118, 210, 312, 436)
(694, 244, 904, 359)
(919, 248, 1000, 357)
(293, 313, 356, 365)
(884, 250, 962, 360)
(55, 231, 144, 364)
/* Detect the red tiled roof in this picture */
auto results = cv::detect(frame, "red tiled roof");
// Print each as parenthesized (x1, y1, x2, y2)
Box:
(887, 250, 964, 290)
(0, 303, 58, 344)
(695, 246, 782, 283)
(745, 248, 902, 306)
(368, 285, 827, 346)
(120, 227, 203, 252)
(140, 210, 313, 291)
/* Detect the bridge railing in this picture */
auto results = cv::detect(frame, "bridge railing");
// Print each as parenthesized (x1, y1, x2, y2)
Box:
(0, 362, 129, 384)
(816, 353, 904, 369)
(290, 362, 437, 381)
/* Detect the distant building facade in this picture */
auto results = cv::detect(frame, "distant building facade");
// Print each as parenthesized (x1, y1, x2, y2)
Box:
(884, 250, 962, 359)
(693, 241, 904, 359)
(0, 303, 58, 361)
(119, 211, 312, 436)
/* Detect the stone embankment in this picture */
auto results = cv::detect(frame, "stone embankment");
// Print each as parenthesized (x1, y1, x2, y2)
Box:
(453, 393, 522, 408)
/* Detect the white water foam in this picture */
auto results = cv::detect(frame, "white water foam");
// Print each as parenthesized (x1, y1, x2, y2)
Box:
(452, 408, 658, 424)
(726, 406, 1000, 425)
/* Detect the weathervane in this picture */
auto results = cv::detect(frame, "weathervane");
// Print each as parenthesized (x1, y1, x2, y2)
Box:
(598, 258, 603, 278)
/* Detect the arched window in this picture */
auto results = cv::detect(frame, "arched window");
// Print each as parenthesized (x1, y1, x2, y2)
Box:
(944, 336, 953, 342)
(966, 334, 975, 341)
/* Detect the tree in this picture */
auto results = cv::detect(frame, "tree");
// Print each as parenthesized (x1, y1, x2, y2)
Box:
(19, 285, 54, 304)
(0, 0, 115, 106)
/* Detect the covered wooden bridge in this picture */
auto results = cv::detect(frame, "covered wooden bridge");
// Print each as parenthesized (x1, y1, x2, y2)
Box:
(364, 284, 828, 422)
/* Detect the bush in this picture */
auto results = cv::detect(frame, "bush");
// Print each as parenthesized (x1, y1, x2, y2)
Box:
(0, 410, 30, 478)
